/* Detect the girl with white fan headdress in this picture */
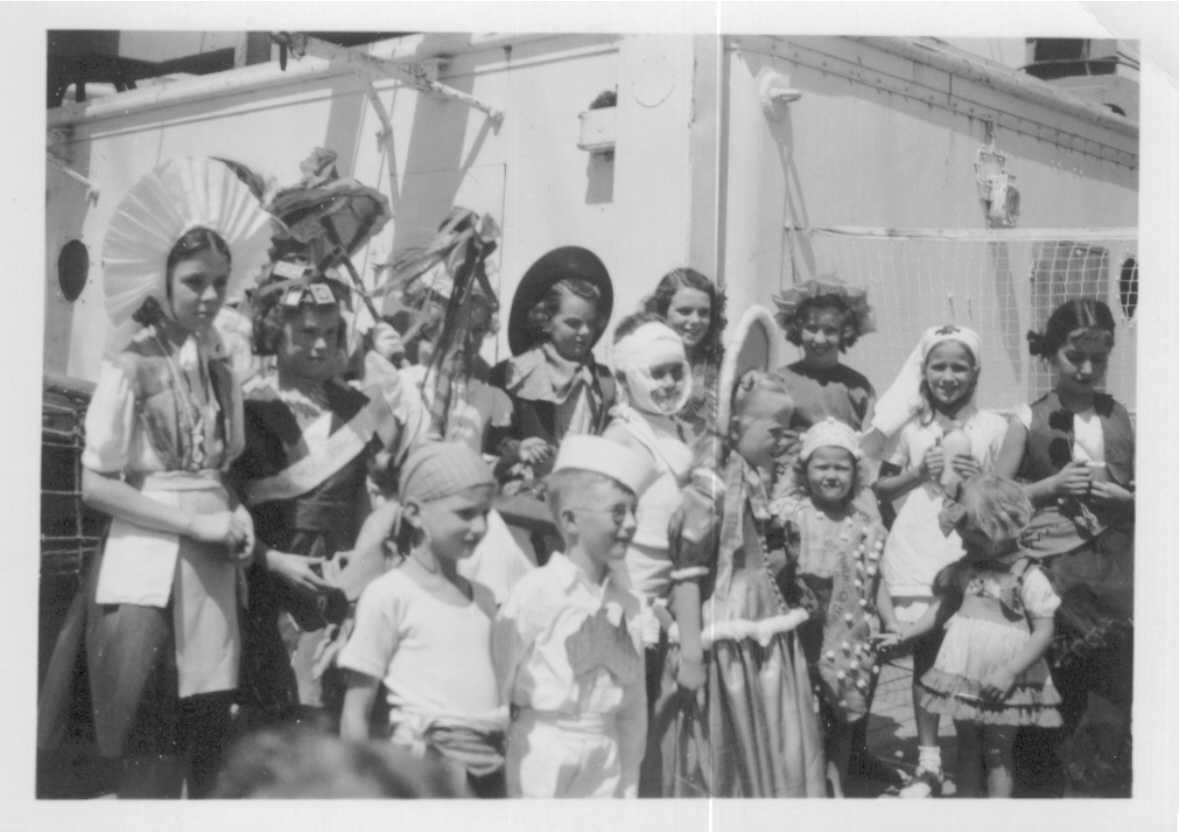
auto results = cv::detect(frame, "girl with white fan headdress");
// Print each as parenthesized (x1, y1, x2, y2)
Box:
(38, 158, 275, 798)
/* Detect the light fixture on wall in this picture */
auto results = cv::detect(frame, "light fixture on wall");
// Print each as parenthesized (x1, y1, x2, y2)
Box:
(757, 68, 802, 122)
(578, 88, 617, 157)
(974, 135, 1020, 228)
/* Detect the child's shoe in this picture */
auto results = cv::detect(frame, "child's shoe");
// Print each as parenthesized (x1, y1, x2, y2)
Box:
(898, 767, 943, 798)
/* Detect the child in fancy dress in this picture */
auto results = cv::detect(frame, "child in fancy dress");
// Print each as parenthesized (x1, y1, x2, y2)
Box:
(600, 314, 695, 795)
(776, 418, 888, 796)
(667, 370, 826, 797)
(995, 298, 1134, 796)
(491, 435, 654, 798)
(891, 474, 1061, 798)
(489, 247, 617, 483)
(868, 324, 1009, 797)
(770, 275, 877, 438)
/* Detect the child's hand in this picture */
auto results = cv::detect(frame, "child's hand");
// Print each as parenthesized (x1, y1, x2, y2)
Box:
(518, 437, 554, 466)
(268, 551, 334, 593)
(979, 668, 1016, 702)
(950, 454, 981, 479)
(1089, 480, 1134, 506)
(870, 631, 902, 653)
(920, 446, 946, 482)
(370, 322, 406, 363)
(675, 652, 707, 693)
(1053, 461, 1093, 497)
(229, 505, 256, 564)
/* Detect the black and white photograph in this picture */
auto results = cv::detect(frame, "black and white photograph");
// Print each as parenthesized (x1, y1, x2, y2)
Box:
(11, 2, 1178, 829)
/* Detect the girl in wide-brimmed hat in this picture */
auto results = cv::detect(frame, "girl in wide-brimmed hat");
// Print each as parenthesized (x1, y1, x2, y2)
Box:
(488, 246, 617, 481)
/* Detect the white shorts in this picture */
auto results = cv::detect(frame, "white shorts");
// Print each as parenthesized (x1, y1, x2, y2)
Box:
(506, 710, 621, 798)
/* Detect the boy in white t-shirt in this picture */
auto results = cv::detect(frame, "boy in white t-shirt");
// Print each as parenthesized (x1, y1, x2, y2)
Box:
(338, 442, 508, 797)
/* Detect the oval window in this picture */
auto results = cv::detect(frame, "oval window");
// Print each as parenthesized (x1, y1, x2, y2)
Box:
(57, 240, 89, 302)
(1118, 256, 1137, 319)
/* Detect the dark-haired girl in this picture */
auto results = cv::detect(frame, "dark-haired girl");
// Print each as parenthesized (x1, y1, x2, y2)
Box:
(641, 268, 726, 471)
(38, 159, 273, 797)
(995, 298, 1134, 796)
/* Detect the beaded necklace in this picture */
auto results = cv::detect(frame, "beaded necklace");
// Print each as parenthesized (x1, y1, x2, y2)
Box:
(151, 327, 212, 471)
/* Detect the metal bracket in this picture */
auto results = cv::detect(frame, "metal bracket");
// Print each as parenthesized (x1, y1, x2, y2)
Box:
(273, 33, 504, 127)
(46, 151, 100, 204)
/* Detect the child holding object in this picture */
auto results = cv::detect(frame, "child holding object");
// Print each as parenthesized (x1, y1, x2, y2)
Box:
(491, 435, 655, 798)
(337, 443, 508, 797)
(995, 298, 1134, 796)
(868, 324, 1009, 798)
(888, 474, 1062, 798)
(777, 418, 889, 796)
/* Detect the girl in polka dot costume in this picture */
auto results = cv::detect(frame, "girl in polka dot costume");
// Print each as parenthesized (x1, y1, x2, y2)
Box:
(775, 418, 888, 796)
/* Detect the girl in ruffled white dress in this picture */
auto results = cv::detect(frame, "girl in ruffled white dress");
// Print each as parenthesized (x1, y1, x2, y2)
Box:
(892, 474, 1061, 798)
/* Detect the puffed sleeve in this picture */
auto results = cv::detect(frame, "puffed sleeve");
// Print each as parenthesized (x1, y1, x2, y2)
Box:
(667, 482, 720, 585)
(1020, 566, 1061, 619)
(81, 359, 138, 474)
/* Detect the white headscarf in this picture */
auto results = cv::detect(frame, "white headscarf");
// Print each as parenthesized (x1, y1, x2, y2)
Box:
(611, 321, 693, 417)
(870, 324, 982, 439)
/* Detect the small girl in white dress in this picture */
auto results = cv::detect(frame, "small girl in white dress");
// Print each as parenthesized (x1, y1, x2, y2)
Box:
(890, 474, 1061, 798)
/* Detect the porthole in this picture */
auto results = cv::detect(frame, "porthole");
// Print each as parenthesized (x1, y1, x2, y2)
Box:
(57, 239, 89, 302)
(1118, 256, 1137, 319)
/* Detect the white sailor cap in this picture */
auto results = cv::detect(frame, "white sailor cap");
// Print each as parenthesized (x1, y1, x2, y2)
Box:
(551, 434, 657, 496)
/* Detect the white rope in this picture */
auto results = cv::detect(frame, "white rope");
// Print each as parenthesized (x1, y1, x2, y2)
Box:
(785, 225, 1138, 242)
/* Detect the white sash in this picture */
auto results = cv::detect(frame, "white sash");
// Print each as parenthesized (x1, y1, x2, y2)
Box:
(242, 394, 396, 506)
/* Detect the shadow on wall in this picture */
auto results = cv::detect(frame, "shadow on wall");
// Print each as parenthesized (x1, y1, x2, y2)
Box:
(584, 153, 614, 205)
(393, 69, 499, 255)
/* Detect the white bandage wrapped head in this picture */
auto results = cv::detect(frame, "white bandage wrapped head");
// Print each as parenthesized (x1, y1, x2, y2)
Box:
(869, 324, 982, 439)
(610, 321, 692, 416)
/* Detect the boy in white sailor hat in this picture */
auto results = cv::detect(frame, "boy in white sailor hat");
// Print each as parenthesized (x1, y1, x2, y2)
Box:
(491, 435, 655, 798)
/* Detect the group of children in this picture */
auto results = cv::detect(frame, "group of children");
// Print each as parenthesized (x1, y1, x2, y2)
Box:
(40, 158, 1134, 801)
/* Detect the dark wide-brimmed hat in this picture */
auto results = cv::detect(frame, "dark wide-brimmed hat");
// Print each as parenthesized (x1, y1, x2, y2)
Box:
(507, 246, 614, 355)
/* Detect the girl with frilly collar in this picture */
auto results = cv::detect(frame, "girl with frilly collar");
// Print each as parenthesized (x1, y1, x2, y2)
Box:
(38, 158, 273, 797)
(488, 247, 617, 483)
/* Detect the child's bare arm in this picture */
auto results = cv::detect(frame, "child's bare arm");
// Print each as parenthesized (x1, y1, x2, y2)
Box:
(875, 581, 900, 632)
(670, 581, 706, 691)
(339, 669, 381, 742)
(898, 600, 942, 643)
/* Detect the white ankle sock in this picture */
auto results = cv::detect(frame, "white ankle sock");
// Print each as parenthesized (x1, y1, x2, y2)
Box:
(917, 745, 942, 774)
